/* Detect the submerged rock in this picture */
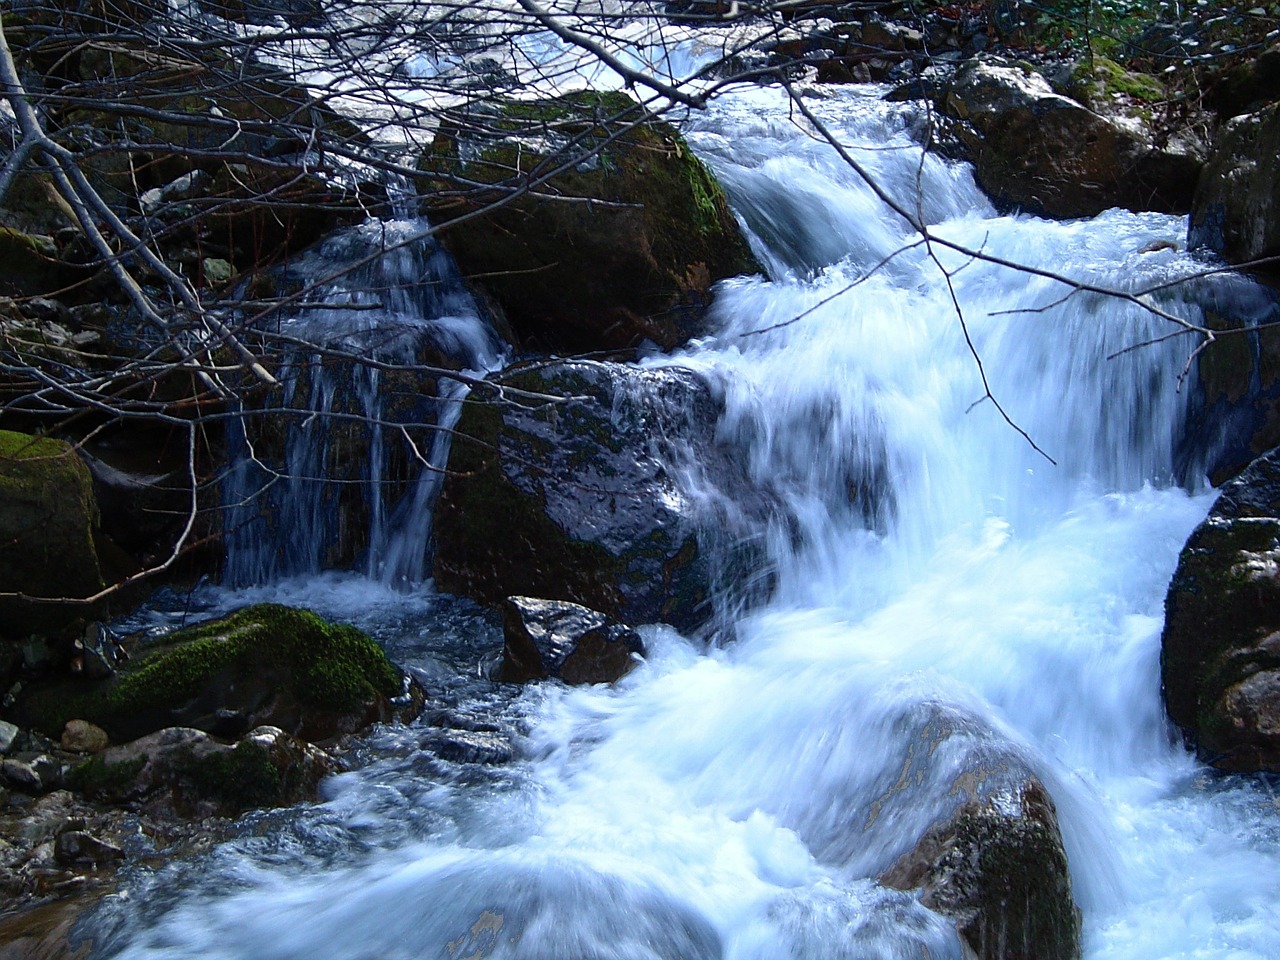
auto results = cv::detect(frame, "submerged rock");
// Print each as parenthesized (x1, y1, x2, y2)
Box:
(1188, 103, 1280, 276)
(0, 431, 104, 639)
(420, 91, 759, 355)
(433, 360, 770, 634)
(1162, 446, 1280, 772)
(939, 58, 1199, 219)
(15, 604, 410, 744)
(498, 596, 644, 685)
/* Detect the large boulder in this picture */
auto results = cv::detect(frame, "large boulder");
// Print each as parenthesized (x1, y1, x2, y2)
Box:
(420, 91, 759, 355)
(14, 604, 412, 743)
(498, 596, 644, 685)
(1188, 103, 1280, 275)
(1162, 446, 1280, 772)
(0, 431, 104, 638)
(433, 360, 768, 634)
(939, 58, 1200, 219)
(874, 708, 1082, 960)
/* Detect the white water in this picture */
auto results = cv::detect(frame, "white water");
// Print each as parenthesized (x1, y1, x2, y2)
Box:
(86, 83, 1280, 960)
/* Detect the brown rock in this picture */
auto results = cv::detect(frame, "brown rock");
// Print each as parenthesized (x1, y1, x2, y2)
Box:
(59, 721, 108, 755)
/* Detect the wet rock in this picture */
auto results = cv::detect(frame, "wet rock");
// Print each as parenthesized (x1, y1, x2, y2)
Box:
(15, 604, 411, 744)
(59, 721, 108, 755)
(939, 58, 1200, 219)
(420, 91, 759, 355)
(0, 431, 105, 638)
(423, 730, 515, 766)
(0, 722, 18, 755)
(1, 755, 62, 794)
(434, 360, 770, 634)
(856, 706, 1081, 960)
(1188, 103, 1280, 275)
(498, 596, 645, 685)
(52, 830, 122, 868)
(71, 725, 340, 816)
(881, 777, 1080, 960)
(1162, 446, 1280, 772)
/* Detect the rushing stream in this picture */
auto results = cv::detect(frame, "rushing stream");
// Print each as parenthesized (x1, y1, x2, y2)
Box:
(79, 77, 1280, 960)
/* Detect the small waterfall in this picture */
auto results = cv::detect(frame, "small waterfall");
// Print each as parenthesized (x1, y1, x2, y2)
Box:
(221, 217, 504, 587)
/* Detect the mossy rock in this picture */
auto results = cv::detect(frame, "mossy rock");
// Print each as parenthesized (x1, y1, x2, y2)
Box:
(1162, 446, 1280, 772)
(419, 91, 759, 354)
(68, 724, 340, 817)
(0, 431, 104, 638)
(16, 603, 405, 743)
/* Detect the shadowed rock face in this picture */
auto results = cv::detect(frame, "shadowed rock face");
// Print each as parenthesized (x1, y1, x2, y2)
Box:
(1163, 446, 1280, 772)
(1189, 103, 1280, 276)
(939, 58, 1199, 219)
(433, 359, 772, 634)
(498, 596, 644, 685)
(0, 431, 104, 639)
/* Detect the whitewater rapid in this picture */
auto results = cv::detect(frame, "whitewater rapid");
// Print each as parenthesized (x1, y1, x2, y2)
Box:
(86, 82, 1280, 960)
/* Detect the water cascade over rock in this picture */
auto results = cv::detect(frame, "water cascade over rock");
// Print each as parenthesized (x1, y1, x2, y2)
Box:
(34, 48, 1280, 960)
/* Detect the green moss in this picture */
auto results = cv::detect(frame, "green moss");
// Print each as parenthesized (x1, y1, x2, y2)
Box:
(67, 754, 146, 798)
(20, 604, 399, 738)
(114, 604, 399, 714)
(176, 739, 284, 811)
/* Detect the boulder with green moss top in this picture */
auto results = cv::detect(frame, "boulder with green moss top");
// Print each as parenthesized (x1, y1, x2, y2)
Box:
(0, 430, 104, 638)
(15, 604, 415, 743)
(433, 360, 771, 634)
(939, 57, 1200, 219)
(69, 724, 339, 817)
(1162, 446, 1280, 772)
(419, 91, 759, 355)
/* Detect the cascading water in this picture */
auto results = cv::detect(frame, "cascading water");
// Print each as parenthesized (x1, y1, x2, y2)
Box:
(222, 217, 505, 587)
(83, 84, 1280, 960)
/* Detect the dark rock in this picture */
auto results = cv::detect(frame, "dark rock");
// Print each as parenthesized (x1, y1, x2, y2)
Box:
(420, 91, 759, 355)
(0, 431, 104, 639)
(423, 730, 515, 766)
(498, 596, 645, 685)
(433, 360, 770, 634)
(52, 830, 122, 868)
(1162, 446, 1280, 772)
(882, 777, 1080, 960)
(869, 706, 1081, 960)
(1188, 103, 1280, 275)
(69, 724, 340, 816)
(14, 604, 411, 744)
(1, 755, 62, 794)
(1209, 43, 1280, 120)
(939, 58, 1200, 219)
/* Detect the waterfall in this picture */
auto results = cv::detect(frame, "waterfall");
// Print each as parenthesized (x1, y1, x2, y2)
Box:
(90, 84, 1280, 960)
(221, 217, 504, 588)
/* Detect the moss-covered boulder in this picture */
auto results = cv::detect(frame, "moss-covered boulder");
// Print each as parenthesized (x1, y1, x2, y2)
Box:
(1162, 446, 1280, 772)
(16, 604, 407, 743)
(419, 91, 759, 355)
(939, 58, 1200, 219)
(433, 360, 769, 634)
(0, 431, 104, 638)
(1188, 103, 1280, 277)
